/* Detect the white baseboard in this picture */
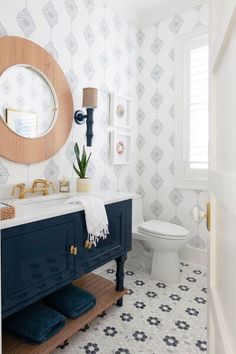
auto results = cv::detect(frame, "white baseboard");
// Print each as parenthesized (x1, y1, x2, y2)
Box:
(93, 261, 115, 275)
(180, 245, 207, 268)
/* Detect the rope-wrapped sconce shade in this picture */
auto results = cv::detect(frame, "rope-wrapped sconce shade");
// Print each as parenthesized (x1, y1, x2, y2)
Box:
(74, 87, 98, 146)
(82, 88, 98, 108)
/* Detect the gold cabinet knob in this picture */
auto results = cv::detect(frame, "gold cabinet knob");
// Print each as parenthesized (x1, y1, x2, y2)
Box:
(69, 245, 78, 256)
(85, 240, 92, 249)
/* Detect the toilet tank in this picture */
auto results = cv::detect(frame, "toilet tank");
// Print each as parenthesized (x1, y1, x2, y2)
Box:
(132, 194, 144, 227)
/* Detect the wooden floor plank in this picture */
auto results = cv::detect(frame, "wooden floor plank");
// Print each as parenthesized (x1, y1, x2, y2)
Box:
(94, 282, 115, 297)
(75, 275, 105, 292)
(73, 273, 99, 287)
(3, 273, 126, 354)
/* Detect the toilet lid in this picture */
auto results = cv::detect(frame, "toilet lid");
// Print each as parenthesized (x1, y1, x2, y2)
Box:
(138, 220, 189, 238)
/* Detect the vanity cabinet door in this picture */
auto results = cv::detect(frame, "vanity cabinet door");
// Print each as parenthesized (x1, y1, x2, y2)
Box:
(76, 199, 132, 274)
(2, 218, 75, 317)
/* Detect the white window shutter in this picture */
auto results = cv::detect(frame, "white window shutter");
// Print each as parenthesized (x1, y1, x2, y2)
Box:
(186, 37, 209, 175)
(175, 29, 209, 190)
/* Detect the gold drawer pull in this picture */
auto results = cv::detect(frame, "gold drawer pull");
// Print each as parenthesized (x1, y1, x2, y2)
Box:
(70, 245, 74, 255)
(85, 240, 92, 249)
(70, 245, 78, 256)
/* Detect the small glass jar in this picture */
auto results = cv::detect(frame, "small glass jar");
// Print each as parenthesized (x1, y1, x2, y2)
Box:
(59, 177, 70, 193)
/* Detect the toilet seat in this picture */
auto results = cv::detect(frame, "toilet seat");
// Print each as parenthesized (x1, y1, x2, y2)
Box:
(138, 220, 189, 240)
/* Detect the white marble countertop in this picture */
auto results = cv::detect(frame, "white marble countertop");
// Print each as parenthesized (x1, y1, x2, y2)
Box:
(0, 191, 135, 230)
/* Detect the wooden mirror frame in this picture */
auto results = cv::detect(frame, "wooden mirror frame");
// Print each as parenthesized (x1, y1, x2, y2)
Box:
(0, 36, 73, 164)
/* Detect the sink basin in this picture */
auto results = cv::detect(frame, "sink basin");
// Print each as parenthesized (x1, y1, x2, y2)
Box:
(25, 198, 70, 208)
(11, 193, 77, 208)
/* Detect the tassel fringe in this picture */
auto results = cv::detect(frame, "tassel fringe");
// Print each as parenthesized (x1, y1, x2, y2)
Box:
(87, 225, 109, 246)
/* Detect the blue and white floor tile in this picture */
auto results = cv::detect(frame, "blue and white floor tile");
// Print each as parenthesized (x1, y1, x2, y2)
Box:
(54, 262, 207, 354)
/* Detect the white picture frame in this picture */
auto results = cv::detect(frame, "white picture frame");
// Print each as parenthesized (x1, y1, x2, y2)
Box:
(109, 131, 131, 165)
(109, 92, 132, 129)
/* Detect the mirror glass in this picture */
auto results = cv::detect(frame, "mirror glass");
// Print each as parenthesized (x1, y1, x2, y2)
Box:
(0, 65, 57, 138)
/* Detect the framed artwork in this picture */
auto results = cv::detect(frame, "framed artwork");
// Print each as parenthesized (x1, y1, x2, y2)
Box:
(110, 131, 131, 165)
(109, 93, 132, 129)
(6, 109, 37, 138)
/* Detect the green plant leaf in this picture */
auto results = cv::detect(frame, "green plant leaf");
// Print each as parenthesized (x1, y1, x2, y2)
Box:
(80, 146, 86, 173)
(73, 163, 83, 178)
(82, 145, 86, 162)
(73, 143, 91, 178)
(74, 143, 81, 167)
(74, 142, 80, 157)
(78, 160, 85, 176)
(85, 152, 91, 168)
(82, 153, 91, 178)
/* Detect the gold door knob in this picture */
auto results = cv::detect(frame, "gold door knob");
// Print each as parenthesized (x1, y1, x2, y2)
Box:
(206, 203, 210, 231)
(192, 203, 210, 231)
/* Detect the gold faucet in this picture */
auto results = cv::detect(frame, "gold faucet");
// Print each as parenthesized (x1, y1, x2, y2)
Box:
(32, 179, 55, 196)
(12, 179, 55, 199)
(12, 183, 32, 199)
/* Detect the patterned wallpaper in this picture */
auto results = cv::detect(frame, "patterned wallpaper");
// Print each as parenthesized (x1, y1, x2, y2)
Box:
(137, 2, 209, 250)
(0, 0, 209, 251)
(0, 0, 139, 197)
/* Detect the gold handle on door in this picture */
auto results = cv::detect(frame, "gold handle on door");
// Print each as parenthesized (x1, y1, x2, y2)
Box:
(206, 203, 210, 231)
(201, 203, 211, 231)
(191, 203, 210, 231)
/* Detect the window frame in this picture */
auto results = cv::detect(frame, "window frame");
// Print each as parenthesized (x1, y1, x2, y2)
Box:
(175, 27, 208, 191)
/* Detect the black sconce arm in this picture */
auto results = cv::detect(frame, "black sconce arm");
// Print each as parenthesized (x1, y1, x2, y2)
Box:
(74, 108, 94, 147)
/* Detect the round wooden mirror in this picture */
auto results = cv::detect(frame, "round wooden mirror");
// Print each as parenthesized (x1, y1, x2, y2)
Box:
(0, 36, 73, 164)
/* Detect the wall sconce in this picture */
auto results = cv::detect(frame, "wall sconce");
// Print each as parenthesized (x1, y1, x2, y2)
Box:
(74, 87, 98, 146)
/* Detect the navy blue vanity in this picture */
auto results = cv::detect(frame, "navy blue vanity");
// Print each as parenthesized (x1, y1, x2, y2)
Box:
(1, 199, 132, 319)
(0, 36, 133, 352)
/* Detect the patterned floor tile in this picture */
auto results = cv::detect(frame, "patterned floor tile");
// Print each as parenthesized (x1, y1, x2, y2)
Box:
(54, 262, 207, 354)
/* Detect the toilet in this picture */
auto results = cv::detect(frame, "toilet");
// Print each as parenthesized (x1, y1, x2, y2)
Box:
(132, 195, 192, 283)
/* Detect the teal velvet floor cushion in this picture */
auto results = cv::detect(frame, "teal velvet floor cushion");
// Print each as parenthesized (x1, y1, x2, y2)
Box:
(3, 302, 65, 344)
(44, 284, 96, 319)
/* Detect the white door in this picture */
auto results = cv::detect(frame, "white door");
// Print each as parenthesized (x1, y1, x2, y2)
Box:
(209, 1, 236, 353)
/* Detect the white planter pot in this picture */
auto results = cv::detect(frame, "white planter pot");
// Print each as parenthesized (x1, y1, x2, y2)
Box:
(76, 178, 91, 193)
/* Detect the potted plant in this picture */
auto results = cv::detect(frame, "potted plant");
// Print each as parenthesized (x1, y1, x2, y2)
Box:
(73, 143, 91, 193)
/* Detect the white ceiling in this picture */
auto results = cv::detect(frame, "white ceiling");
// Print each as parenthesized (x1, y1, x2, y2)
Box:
(106, 0, 205, 27)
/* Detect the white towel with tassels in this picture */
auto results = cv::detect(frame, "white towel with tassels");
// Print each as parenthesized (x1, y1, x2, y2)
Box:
(64, 196, 109, 246)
